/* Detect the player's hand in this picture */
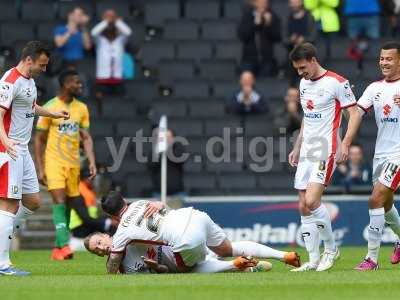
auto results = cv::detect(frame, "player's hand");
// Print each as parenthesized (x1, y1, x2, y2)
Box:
(394, 94, 400, 107)
(2, 138, 19, 160)
(38, 168, 47, 186)
(144, 201, 164, 218)
(53, 110, 70, 120)
(288, 149, 299, 167)
(337, 142, 350, 164)
(88, 162, 97, 180)
(141, 256, 159, 270)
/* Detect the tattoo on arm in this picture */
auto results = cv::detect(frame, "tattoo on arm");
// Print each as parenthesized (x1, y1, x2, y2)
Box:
(106, 253, 123, 274)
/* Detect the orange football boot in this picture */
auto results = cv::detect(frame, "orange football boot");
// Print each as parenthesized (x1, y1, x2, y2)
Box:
(50, 248, 64, 260)
(233, 256, 258, 270)
(60, 245, 74, 259)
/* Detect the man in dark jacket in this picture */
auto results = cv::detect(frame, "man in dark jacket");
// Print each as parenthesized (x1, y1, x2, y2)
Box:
(238, 0, 281, 76)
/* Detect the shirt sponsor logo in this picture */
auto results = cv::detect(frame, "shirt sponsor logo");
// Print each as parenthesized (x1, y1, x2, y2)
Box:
(25, 112, 35, 118)
(304, 112, 322, 119)
(58, 122, 79, 135)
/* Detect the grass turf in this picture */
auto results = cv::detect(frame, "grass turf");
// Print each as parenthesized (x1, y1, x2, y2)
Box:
(1, 247, 400, 300)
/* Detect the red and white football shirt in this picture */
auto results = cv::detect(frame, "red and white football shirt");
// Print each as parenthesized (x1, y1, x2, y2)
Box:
(299, 70, 357, 160)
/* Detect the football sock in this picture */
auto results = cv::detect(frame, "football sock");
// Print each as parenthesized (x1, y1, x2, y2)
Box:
(193, 258, 234, 273)
(13, 201, 34, 231)
(231, 241, 285, 260)
(0, 210, 15, 270)
(52, 204, 70, 248)
(311, 204, 336, 252)
(301, 215, 320, 265)
(367, 207, 385, 263)
(385, 205, 400, 239)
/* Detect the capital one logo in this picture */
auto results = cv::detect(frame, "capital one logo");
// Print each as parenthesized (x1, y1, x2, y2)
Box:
(383, 104, 391, 116)
(306, 100, 314, 110)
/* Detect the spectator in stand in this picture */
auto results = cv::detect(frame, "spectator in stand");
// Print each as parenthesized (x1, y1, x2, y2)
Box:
(238, 0, 281, 76)
(274, 87, 302, 134)
(284, 0, 316, 84)
(148, 128, 187, 200)
(381, 0, 400, 37)
(344, 0, 381, 70)
(304, 0, 340, 61)
(54, 7, 92, 68)
(332, 143, 372, 192)
(228, 71, 268, 115)
(91, 9, 132, 115)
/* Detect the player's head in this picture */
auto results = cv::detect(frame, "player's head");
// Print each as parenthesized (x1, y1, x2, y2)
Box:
(380, 41, 400, 80)
(289, 42, 319, 80)
(84, 232, 112, 257)
(101, 191, 127, 217)
(58, 69, 82, 97)
(20, 41, 50, 78)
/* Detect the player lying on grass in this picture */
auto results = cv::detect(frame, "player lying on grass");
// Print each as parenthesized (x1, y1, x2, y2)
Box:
(85, 233, 272, 274)
(93, 191, 300, 274)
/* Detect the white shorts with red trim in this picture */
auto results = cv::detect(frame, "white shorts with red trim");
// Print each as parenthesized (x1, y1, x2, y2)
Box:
(167, 209, 226, 268)
(0, 150, 39, 199)
(294, 156, 336, 190)
(373, 157, 400, 191)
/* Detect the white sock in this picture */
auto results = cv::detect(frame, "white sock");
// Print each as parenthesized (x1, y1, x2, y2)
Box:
(311, 204, 336, 252)
(0, 210, 16, 270)
(385, 205, 400, 239)
(193, 258, 234, 273)
(231, 241, 285, 260)
(13, 202, 34, 231)
(301, 215, 320, 265)
(367, 207, 385, 263)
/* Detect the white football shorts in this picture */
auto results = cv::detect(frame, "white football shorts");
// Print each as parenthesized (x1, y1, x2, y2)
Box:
(294, 156, 336, 190)
(373, 156, 400, 191)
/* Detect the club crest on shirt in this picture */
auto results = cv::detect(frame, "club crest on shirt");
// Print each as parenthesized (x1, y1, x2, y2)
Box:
(306, 100, 314, 110)
(374, 92, 382, 102)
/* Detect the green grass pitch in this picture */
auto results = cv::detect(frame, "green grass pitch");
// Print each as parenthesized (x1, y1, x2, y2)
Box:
(2, 247, 400, 300)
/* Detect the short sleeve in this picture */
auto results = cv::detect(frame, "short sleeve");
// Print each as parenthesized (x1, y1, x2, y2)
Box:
(336, 80, 357, 108)
(0, 81, 14, 110)
(36, 116, 51, 131)
(357, 84, 374, 113)
(80, 105, 90, 129)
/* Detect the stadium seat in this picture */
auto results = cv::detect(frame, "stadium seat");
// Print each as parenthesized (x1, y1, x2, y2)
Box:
(258, 173, 293, 191)
(96, 0, 132, 20)
(188, 100, 225, 118)
(90, 120, 115, 138)
(169, 119, 203, 137)
(116, 120, 152, 137)
(205, 160, 244, 173)
(101, 100, 137, 119)
(37, 22, 59, 41)
(215, 41, 242, 63)
(158, 59, 196, 84)
(173, 80, 210, 98)
(93, 137, 113, 164)
(185, 0, 220, 20)
(21, 1, 56, 21)
(124, 79, 158, 103)
(244, 154, 284, 174)
(184, 137, 207, 155)
(117, 157, 148, 176)
(140, 41, 175, 68)
(212, 80, 238, 99)
(219, 173, 257, 189)
(0, 23, 35, 46)
(58, 0, 95, 20)
(163, 20, 200, 41)
(176, 41, 213, 62)
(244, 119, 274, 137)
(125, 174, 153, 197)
(144, 0, 180, 27)
(126, 22, 146, 49)
(184, 173, 217, 190)
(152, 99, 188, 118)
(223, 0, 243, 20)
(257, 78, 289, 99)
(198, 59, 237, 80)
(201, 20, 237, 40)
(204, 117, 243, 137)
(183, 156, 204, 173)
(0, 2, 19, 21)
(270, 1, 289, 23)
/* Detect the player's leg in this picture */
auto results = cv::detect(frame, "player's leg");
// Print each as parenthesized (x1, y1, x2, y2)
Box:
(385, 200, 400, 264)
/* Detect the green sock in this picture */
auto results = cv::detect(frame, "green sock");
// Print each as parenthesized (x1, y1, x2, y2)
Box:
(52, 204, 70, 248)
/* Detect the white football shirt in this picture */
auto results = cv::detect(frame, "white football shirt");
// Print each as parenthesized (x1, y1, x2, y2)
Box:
(299, 70, 356, 160)
(0, 68, 37, 150)
(357, 78, 400, 159)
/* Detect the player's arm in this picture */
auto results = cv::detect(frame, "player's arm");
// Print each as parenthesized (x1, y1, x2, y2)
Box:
(80, 129, 97, 179)
(106, 252, 124, 274)
(34, 130, 48, 185)
(0, 107, 18, 160)
(35, 104, 70, 120)
(338, 105, 363, 163)
(141, 256, 170, 273)
(288, 119, 304, 167)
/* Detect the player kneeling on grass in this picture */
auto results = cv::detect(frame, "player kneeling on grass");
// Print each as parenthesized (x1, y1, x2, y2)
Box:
(87, 191, 300, 274)
(85, 233, 272, 274)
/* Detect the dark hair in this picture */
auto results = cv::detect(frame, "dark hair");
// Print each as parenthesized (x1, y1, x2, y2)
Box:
(21, 41, 50, 61)
(58, 69, 79, 88)
(101, 191, 125, 216)
(381, 41, 400, 53)
(289, 42, 318, 62)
